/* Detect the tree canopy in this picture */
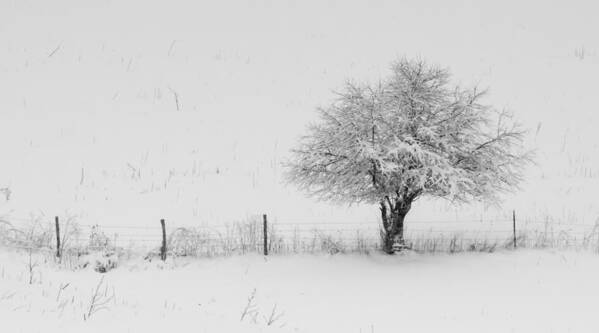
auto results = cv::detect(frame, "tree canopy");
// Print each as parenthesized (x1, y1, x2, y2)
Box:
(286, 58, 532, 209)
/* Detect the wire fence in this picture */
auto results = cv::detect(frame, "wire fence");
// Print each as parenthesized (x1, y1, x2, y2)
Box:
(2, 213, 599, 257)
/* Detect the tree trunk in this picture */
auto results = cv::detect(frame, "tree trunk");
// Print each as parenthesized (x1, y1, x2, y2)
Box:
(381, 199, 411, 254)
(382, 212, 407, 254)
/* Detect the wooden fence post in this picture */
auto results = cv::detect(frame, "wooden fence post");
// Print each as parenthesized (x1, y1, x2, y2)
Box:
(263, 214, 268, 256)
(55, 216, 61, 258)
(512, 210, 517, 249)
(160, 219, 167, 261)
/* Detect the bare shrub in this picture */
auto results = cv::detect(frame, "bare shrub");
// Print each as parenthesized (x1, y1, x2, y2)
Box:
(240, 288, 258, 323)
(83, 276, 114, 320)
(88, 225, 112, 251)
(57, 216, 83, 258)
(167, 227, 211, 257)
(264, 304, 285, 326)
(26, 248, 39, 285)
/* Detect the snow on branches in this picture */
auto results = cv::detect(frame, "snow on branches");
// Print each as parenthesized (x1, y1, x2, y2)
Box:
(286, 58, 532, 207)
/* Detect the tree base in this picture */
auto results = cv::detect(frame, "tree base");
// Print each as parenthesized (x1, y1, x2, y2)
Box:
(383, 240, 412, 254)
(392, 241, 411, 252)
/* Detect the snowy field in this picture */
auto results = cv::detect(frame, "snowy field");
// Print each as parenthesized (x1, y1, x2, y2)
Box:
(1, 0, 599, 228)
(2, 0, 599, 332)
(0, 248, 597, 333)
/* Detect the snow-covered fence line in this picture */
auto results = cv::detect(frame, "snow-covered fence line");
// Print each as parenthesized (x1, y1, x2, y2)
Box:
(2, 213, 599, 257)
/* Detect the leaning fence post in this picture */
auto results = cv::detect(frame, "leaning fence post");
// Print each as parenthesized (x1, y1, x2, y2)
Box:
(512, 210, 517, 249)
(160, 219, 167, 261)
(263, 214, 268, 256)
(55, 216, 61, 258)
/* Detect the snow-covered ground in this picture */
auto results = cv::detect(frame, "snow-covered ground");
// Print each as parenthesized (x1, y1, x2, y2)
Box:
(1, 249, 597, 333)
(1, 1, 599, 331)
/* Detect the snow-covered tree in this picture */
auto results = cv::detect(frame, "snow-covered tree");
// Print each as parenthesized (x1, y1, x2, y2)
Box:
(286, 58, 532, 253)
